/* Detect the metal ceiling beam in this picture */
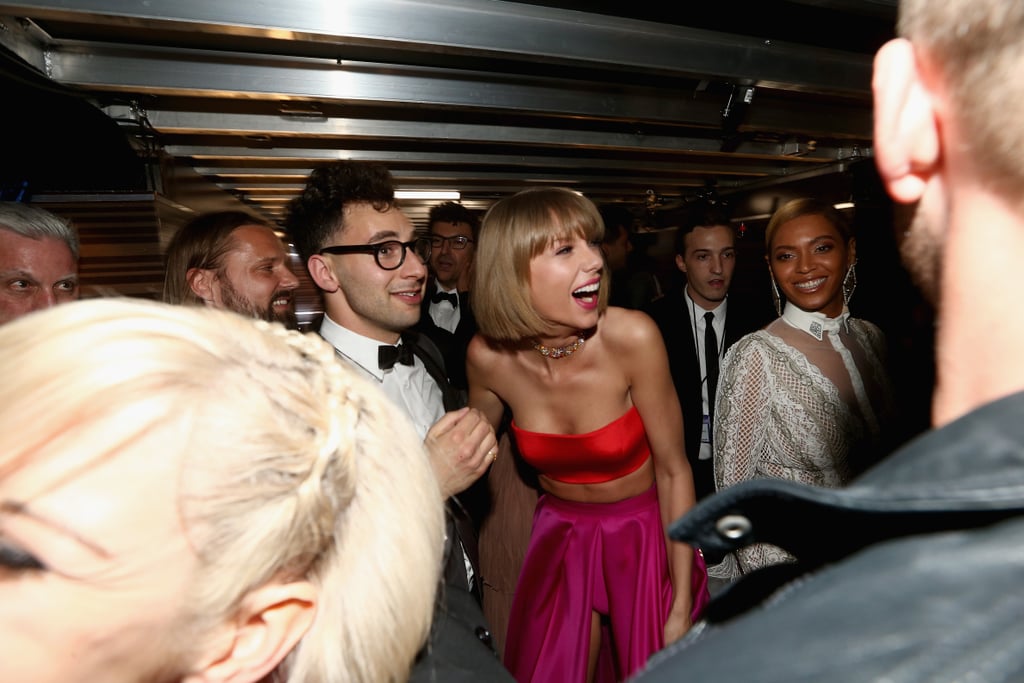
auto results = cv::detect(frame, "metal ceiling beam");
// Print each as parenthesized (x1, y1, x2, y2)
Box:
(105, 103, 868, 151)
(104, 108, 749, 151)
(0, 0, 873, 95)
(168, 146, 826, 176)
(47, 44, 740, 128)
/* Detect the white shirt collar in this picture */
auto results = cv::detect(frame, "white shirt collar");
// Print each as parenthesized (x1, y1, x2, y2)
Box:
(683, 287, 728, 323)
(318, 314, 393, 381)
(781, 303, 850, 341)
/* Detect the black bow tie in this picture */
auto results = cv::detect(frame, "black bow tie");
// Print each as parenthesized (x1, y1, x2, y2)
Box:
(432, 290, 459, 307)
(378, 343, 415, 370)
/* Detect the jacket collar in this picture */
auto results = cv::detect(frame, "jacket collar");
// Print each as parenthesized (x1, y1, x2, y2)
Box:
(672, 391, 1024, 569)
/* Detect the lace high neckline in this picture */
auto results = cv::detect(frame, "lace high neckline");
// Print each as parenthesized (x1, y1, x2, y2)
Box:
(781, 303, 850, 341)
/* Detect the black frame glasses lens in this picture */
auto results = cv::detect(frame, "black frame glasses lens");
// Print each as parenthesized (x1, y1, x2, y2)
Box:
(429, 235, 473, 250)
(320, 237, 432, 270)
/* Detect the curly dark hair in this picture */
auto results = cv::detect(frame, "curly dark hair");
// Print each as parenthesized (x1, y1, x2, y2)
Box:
(284, 161, 395, 262)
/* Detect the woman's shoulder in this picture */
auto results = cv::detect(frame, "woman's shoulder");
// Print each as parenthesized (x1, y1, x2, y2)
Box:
(729, 326, 778, 352)
(467, 332, 512, 367)
(850, 316, 884, 337)
(721, 326, 783, 370)
(601, 306, 660, 344)
(849, 316, 888, 356)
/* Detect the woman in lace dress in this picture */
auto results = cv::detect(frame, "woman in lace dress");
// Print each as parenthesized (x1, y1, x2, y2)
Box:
(713, 198, 892, 576)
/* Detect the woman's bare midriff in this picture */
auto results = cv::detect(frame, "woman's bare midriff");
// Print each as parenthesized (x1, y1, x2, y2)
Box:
(538, 457, 656, 503)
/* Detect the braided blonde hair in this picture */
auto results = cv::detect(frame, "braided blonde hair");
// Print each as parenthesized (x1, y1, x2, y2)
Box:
(0, 298, 444, 683)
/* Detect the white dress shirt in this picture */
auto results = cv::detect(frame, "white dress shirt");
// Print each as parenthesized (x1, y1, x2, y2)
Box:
(318, 314, 445, 439)
(429, 281, 461, 334)
(685, 288, 728, 461)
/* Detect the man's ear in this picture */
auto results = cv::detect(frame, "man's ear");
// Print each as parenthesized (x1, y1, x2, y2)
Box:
(183, 581, 317, 683)
(674, 253, 688, 274)
(307, 254, 341, 293)
(187, 267, 217, 304)
(872, 38, 942, 205)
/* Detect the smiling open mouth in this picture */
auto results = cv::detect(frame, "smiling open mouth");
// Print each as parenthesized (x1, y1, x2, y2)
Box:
(572, 283, 599, 300)
(794, 278, 826, 291)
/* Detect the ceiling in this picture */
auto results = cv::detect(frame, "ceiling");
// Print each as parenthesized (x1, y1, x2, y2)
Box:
(0, 0, 896, 227)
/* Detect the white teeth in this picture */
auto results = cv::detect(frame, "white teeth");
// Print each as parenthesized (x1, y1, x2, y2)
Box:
(574, 283, 599, 295)
(795, 278, 826, 290)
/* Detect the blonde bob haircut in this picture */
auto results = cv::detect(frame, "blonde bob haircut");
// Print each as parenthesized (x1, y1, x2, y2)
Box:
(0, 298, 443, 683)
(473, 187, 610, 341)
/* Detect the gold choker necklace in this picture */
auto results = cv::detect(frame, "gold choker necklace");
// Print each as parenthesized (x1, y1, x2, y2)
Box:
(533, 335, 585, 359)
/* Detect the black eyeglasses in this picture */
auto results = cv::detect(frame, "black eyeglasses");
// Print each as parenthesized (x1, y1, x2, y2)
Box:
(319, 237, 433, 271)
(428, 235, 474, 251)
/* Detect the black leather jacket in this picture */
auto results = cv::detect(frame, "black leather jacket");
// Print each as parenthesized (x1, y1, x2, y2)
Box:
(636, 391, 1024, 683)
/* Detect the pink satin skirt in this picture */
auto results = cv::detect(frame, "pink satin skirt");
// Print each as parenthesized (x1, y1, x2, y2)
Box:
(504, 485, 701, 683)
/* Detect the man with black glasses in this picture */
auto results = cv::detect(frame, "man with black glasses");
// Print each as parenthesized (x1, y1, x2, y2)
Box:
(416, 200, 480, 396)
(286, 160, 510, 682)
(286, 160, 497, 502)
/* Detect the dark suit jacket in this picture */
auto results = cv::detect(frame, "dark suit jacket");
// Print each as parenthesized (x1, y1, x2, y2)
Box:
(415, 279, 478, 395)
(401, 331, 510, 680)
(646, 288, 771, 500)
(411, 581, 516, 683)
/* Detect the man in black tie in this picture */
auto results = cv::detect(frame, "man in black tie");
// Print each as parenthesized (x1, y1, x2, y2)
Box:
(286, 161, 511, 682)
(646, 201, 772, 500)
(416, 201, 480, 396)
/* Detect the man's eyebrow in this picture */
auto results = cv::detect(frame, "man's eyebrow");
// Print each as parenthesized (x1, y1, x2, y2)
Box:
(366, 230, 401, 243)
(0, 500, 112, 558)
(0, 269, 39, 281)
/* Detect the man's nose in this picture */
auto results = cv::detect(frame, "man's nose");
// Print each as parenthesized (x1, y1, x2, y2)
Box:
(29, 290, 59, 313)
(404, 247, 429, 276)
(280, 267, 300, 290)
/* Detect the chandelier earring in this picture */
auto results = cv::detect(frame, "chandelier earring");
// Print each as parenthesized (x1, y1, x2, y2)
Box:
(843, 260, 858, 306)
(769, 271, 783, 317)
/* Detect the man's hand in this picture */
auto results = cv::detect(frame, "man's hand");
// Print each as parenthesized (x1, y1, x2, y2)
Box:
(425, 407, 498, 498)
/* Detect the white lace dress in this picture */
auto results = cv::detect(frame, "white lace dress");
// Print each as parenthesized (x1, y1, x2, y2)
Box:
(711, 304, 891, 577)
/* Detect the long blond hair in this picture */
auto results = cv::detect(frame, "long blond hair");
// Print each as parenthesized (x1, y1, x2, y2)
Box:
(0, 299, 444, 683)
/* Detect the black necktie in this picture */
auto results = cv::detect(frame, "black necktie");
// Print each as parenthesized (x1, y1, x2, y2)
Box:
(704, 311, 720, 437)
(378, 343, 415, 370)
(432, 290, 459, 307)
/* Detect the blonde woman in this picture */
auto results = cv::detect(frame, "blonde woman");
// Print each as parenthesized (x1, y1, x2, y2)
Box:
(468, 188, 708, 683)
(0, 298, 444, 683)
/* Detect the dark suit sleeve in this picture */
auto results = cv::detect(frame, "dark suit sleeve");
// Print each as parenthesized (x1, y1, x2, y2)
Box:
(409, 583, 516, 682)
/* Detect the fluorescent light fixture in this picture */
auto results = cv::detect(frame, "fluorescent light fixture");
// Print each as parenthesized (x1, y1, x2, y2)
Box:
(833, 202, 855, 210)
(395, 190, 461, 200)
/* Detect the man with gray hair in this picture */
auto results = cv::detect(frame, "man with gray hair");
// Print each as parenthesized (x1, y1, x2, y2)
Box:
(0, 201, 79, 324)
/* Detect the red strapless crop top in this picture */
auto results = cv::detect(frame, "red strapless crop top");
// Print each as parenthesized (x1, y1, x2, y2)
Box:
(510, 405, 651, 484)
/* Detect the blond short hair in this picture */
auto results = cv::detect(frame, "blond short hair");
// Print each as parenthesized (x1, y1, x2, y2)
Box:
(0, 299, 443, 683)
(899, 0, 1024, 202)
(472, 187, 610, 341)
